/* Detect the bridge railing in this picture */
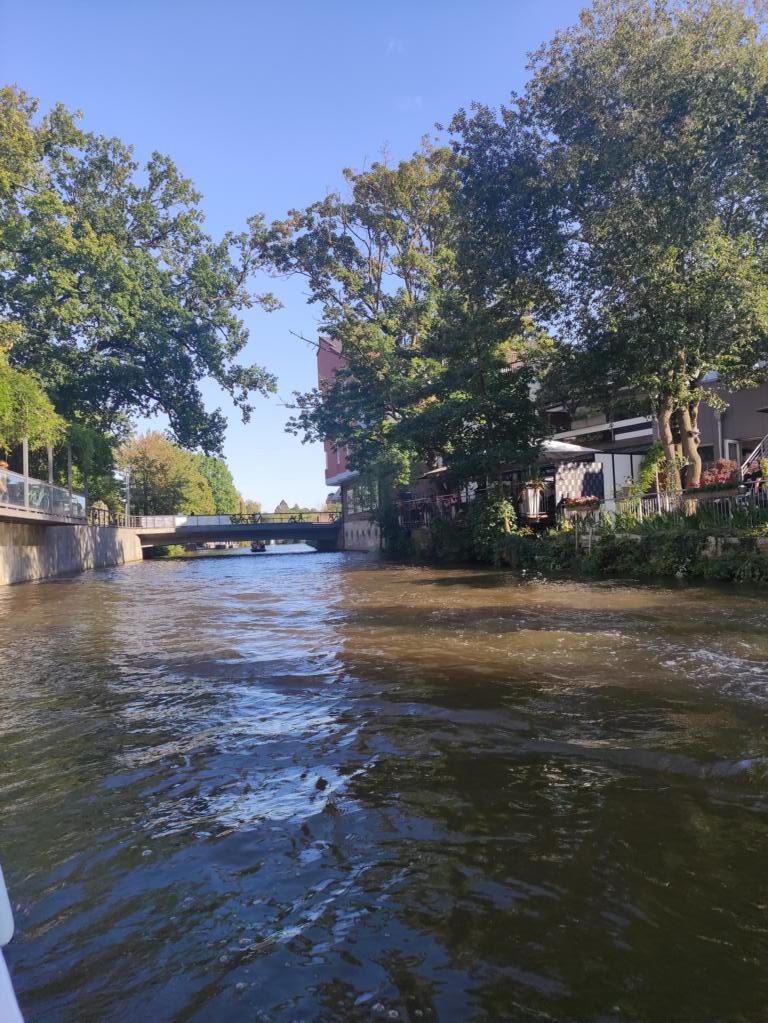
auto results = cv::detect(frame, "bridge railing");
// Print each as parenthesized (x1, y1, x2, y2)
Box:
(0, 467, 86, 520)
(88, 509, 143, 528)
(131, 512, 341, 530)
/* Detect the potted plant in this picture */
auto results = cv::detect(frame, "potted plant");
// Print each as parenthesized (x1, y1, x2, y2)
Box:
(519, 478, 546, 518)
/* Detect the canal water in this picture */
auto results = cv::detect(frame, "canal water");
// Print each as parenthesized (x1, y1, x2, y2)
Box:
(2, 551, 768, 1022)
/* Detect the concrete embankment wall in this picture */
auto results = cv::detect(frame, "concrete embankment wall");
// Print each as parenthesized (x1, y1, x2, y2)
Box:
(0, 523, 143, 585)
(343, 515, 380, 551)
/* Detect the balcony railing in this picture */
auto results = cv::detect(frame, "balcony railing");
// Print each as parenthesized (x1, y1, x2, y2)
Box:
(0, 468, 86, 520)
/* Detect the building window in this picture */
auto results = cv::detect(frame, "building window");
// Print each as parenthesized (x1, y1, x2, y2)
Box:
(347, 481, 379, 514)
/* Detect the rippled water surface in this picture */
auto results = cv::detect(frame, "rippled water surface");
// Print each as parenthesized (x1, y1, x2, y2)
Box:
(2, 549, 768, 1022)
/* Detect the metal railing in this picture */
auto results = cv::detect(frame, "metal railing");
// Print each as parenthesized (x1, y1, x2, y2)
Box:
(131, 512, 340, 530)
(88, 509, 142, 528)
(613, 487, 768, 530)
(397, 496, 464, 529)
(0, 467, 86, 520)
(741, 434, 768, 476)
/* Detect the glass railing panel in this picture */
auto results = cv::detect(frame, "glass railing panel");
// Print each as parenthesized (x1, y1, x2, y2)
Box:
(0, 468, 86, 518)
(0, 469, 26, 508)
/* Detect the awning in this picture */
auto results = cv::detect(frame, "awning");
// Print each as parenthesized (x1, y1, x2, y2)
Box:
(540, 440, 600, 458)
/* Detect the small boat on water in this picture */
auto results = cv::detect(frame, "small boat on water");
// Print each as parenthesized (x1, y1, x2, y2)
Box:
(0, 866, 24, 1022)
(251, 541, 267, 553)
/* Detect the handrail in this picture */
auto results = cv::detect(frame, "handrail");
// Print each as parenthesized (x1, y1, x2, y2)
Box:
(129, 512, 341, 529)
(85, 511, 343, 529)
(741, 434, 768, 476)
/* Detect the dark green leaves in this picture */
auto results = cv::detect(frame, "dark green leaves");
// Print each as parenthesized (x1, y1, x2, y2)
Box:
(0, 86, 278, 452)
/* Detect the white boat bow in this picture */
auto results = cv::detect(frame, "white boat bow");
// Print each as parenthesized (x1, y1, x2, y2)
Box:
(0, 866, 24, 1022)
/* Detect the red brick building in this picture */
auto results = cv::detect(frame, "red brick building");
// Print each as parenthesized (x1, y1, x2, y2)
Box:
(317, 337, 380, 550)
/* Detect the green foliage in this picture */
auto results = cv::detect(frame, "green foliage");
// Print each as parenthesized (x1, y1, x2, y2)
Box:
(117, 431, 214, 515)
(537, 529, 768, 585)
(0, 86, 277, 451)
(67, 422, 114, 478)
(542, 0, 768, 484)
(0, 355, 64, 451)
(376, 502, 416, 559)
(270, 144, 545, 488)
(452, 0, 768, 488)
(627, 442, 671, 497)
(192, 454, 240, 514)
(154, 544, 186, 558)
(695, 545, 768, 584)
(466, 495, 523, 564)
(393, 496, 531, 565)
(65, 420, 120, 506)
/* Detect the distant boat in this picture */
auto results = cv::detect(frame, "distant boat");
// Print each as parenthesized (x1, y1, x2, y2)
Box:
(251, 541, 267, 553)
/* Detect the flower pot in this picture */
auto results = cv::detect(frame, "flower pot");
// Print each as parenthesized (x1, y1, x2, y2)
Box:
(520, 486, 543, 518)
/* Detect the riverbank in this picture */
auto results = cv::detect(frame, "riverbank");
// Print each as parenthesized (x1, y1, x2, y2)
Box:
(0, 522, 143, 585)
(492, 529, 768, 585)
(398, 512, 768, 586)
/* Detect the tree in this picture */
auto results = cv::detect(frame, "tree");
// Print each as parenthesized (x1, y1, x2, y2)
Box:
(66, 421, 120, 507)
(241, 497, 261, 513)
(274, 499, 290, 513)
(116, 432, 214, 514)
(519, 0, 768, 486)
(267, 144, 544, 488)
(0, 354, 64, 454)
(192, 454, 240, 514)
(0, 86, 278, 452)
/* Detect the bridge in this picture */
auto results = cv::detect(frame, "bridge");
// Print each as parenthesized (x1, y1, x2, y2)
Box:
(0, 462, 342, 553)
(130, 513, 341, 552)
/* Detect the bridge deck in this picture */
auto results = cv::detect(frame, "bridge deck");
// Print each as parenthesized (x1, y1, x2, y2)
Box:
(136, 516, 341, 549)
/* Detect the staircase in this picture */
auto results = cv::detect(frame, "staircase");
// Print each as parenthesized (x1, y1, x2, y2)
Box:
(740, 435, 768, 476)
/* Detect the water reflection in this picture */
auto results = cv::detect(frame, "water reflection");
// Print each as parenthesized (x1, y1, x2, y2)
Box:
(1, 556, 768, 1021)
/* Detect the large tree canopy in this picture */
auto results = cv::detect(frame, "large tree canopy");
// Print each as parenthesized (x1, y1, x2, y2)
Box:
(116, 432, 215, 515)
(268, 145, 545, 486)
(0, 86, 278, 453)
(520, 0, 768, 485)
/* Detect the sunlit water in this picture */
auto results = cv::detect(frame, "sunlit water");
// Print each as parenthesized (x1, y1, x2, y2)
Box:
(2, 549, 768, 1022)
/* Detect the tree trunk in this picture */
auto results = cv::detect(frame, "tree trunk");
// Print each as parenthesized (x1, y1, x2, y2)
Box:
(680, 401, 702, 486)
(658, 399, 682, 491)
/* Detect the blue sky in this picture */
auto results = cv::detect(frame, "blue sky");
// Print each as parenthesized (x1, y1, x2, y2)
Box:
(1, 0, 584, 510)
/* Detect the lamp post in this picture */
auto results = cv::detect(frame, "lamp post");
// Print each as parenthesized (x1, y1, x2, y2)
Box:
(124, 466, 132, 524)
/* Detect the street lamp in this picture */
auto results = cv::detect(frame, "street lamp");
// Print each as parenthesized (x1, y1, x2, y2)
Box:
(124, 466, 132, 523)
